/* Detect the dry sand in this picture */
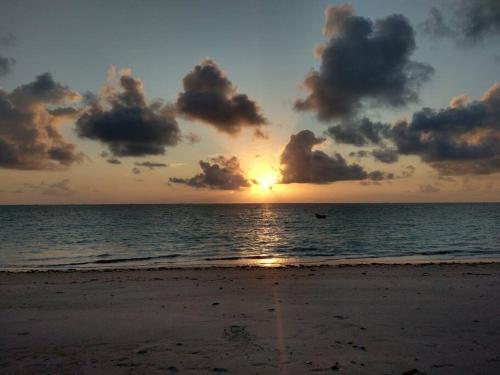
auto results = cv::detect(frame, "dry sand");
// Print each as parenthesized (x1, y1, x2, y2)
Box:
(1, 263, 499, 374)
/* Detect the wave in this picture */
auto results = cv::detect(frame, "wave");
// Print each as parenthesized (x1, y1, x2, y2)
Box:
(204, 255, 279, 261)
(56, 254, 183, 267)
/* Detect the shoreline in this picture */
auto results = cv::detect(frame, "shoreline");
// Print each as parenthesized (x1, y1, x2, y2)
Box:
(2, 256, 500, 273)
(1, 263, 499, 374)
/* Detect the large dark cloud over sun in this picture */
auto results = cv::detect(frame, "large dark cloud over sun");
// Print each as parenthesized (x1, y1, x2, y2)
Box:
(280, 130, 383, 184)
(295, 4, 433, 120)
(76, 70, 181, 156)
(176, 59, 267, 136)
(170, 156, 251, 190)
(0, 73, 82, 170)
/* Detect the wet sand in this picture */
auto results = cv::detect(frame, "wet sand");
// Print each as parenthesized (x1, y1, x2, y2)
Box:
(1, 263, 499, 374)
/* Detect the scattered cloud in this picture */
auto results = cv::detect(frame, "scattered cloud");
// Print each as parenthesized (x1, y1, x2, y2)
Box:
(0, 55, 15, 77)
(419, 183, 440, 193)
(76, 69, 181, 157)
(0, 32, 16, 47)
(401, 165, 416, 178)
(349, 150, 370, 158)
(0, 32, 16, 77)
(0, 73, 82, 170)
(372, 147, 399, 164)
(184, 132, 201, 144)
(106, 158, 121, 164)
(42, 179, 74, 196)
(22, 179, 74, 196)
(420, 1, 500, 44)
(295, 4, 433, 120)
(391, 82, 500, 175)
(135, 161, 168, 169)
(170, 156, 251, 190)
(176, 59, 267, 137)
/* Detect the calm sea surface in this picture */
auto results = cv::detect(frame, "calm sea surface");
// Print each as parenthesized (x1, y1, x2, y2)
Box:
(0, 204, 499, 270)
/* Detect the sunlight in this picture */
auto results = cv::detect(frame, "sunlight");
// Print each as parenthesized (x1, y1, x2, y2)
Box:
(249, 166, 280, 193)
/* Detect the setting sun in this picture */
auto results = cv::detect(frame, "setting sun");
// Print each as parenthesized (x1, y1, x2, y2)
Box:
(252, 168, 279, 192)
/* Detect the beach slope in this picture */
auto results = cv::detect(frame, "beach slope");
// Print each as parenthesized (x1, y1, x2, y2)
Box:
(1, 264, 499, 374)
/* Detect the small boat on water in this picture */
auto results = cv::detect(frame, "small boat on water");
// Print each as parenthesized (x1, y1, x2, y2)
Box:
(315, 213, 327, 219)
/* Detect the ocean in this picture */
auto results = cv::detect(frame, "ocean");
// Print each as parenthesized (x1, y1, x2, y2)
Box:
(0, 203, 499, 270)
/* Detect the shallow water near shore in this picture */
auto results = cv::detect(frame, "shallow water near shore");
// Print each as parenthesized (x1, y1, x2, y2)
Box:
(1, 203, 499, 270)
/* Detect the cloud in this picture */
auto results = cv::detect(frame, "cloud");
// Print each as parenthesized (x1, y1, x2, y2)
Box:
(0, 73, 82, 170)
(371, 147, 399, 163)
(106, 158, 121, 164)
(42, 179, 74, 196)
(390, 82, 500, 175)
(0, 56, 15, 77)
(420, 1, 500, 43)
(176, 59, 267, 136)
(135, 161, 168, 169)
(295, 5, 433, 120)
(401, 165, 416, 178)
(170, 155, 251, 190)
(132, 167, 141, 175)
(348, 147, 398, 164)
(419, 183, 440, 193)
(22, 179, 74, 196)
(0, 32, 16, 47)
(184, 132, 201, 144)
(0, 32, 16, 77)
(279, 130, 368, 184)
(349, 150, 370, 158)
(326, 117, 391, 146)
(76, 70, 181, 157)
(368, 170, 394, 181)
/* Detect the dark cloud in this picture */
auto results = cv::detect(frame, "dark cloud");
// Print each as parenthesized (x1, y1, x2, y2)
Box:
(372, 147, 399, 164)
(420, 1, 500, 43)
(326, 118, 391, 146)
(0, 56, 15, 77)
(279, 130, 368, 184)
(170, 156, 251, 190)
(367, 170, 394, 181)
(0, 32, 16, 77)
(295, 5, 433, 120)
(349, 150, 370, 158)
(106, 158, 121, 165)
(76, 71, 181, 157)
(0, 73, 82, 170)
(360, 170, 395, 186)
(135, 161, 168, 169)
(176, 59, 267, 136)
(390, 82, 500, 175)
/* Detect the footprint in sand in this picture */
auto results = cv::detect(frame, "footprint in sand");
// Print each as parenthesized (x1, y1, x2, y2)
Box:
(224, 325, 252, 343)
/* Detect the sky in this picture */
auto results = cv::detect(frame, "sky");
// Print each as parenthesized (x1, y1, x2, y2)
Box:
(0, 0, 499, 204)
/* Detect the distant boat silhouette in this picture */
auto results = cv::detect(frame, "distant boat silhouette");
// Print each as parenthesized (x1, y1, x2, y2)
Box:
(315, 213, 327, 219)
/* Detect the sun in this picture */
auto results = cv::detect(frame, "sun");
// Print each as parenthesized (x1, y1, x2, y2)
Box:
(252, 168, 279, 193)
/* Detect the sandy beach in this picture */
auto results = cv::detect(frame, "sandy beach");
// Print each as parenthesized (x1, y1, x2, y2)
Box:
(1, 263, 499, 374)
